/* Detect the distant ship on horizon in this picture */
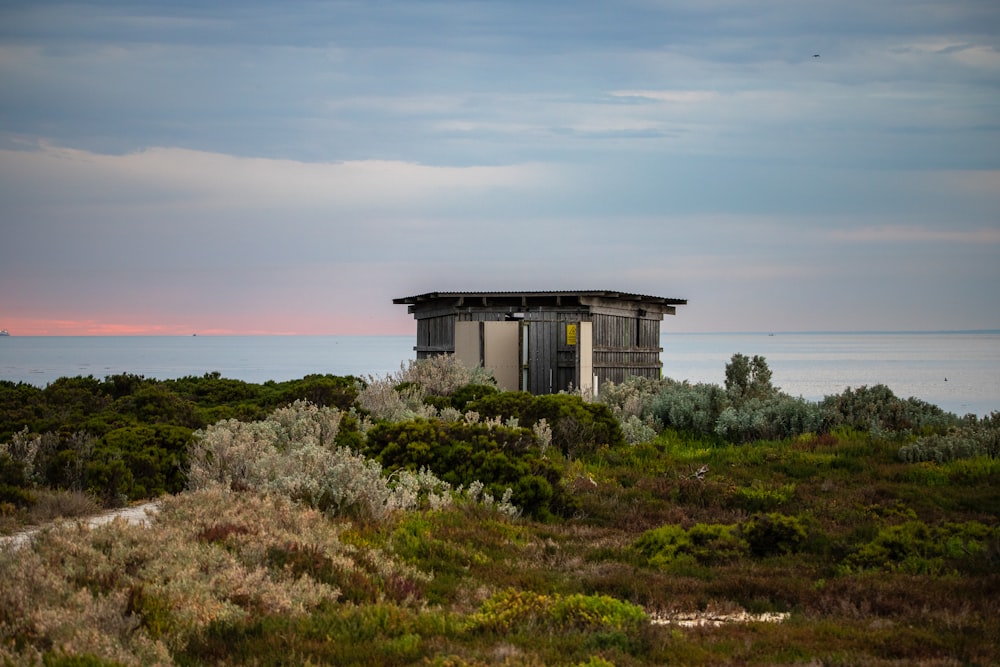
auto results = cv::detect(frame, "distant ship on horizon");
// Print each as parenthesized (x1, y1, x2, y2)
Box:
(0, 329, 9, 336)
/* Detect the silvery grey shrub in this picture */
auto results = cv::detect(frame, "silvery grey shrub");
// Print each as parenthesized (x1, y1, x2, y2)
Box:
(189, 400, 517, 520)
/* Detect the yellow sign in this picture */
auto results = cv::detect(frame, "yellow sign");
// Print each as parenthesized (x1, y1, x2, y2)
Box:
(566, 324, 577, 346)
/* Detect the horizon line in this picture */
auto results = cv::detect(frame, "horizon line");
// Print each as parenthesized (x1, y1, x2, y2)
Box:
(3, 329, 999, 337)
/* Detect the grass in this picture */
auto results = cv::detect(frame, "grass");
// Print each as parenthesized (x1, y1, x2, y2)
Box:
(2, 425, 998, 666)
(0, 488, 103, 535)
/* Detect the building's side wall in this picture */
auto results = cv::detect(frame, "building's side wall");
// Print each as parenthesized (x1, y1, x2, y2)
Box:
(414, 314, 456, 358)
(591, 312, 663, 385)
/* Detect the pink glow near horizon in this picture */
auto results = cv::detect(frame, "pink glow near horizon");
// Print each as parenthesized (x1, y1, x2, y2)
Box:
(3, 315, 417, 337)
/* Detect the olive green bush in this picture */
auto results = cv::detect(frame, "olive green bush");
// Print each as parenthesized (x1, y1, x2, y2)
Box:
(466, 588, 646, 634)
(2, 425, 190, 507)
(633, 522, 749, 569)
(0, 450, 33, 508)
(469, 391, 624, 457)
(364, 417, 569, 520)
(724, 353, 775, 404)
(841, 520, 999, 575)
(730, 480, 797, 513)
(742, 512, 809, 557)
(634, 512, 813, 567)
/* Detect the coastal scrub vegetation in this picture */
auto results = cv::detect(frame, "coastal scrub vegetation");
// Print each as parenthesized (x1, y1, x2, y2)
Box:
(1, 354, 998, 665)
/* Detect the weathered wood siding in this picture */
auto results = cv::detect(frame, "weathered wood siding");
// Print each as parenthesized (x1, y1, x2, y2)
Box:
(521, 311, 591, 394)
(414, 314, 456, 358)
(592, 313, 662, 384)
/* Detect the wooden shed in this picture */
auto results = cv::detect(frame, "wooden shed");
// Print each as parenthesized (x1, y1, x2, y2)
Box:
(393, 290, 687, 395)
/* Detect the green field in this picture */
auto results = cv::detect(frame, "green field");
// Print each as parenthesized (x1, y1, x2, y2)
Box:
(2, 355, 997, 666)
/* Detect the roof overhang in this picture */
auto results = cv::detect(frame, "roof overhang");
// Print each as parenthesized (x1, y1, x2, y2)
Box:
(393, 290, 687, 316)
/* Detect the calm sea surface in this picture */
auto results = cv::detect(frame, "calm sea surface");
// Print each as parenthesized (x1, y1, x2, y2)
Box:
(1, 332, 997, 417)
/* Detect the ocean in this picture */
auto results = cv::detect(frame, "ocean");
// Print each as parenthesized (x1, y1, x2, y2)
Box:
(1, 332, 998, 417)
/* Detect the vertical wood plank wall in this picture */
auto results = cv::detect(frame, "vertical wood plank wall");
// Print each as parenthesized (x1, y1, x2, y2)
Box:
(591, 313, 662, 385)
(415, 315, 456, 358)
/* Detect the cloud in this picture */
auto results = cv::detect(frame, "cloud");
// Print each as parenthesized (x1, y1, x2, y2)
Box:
(610, 90, 720, 104)
(0, 142, 556, 211)
(926, 169, 1000, 196)
(827, 226, 1000, 244)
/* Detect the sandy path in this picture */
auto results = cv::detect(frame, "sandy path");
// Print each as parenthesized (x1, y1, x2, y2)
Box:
(0, 502, 160, 551)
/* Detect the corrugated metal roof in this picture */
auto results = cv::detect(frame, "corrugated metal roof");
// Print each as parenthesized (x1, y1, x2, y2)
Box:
(393, 290, 687, 305)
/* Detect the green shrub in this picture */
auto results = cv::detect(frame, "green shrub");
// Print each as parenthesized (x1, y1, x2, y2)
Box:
(365, 417, 570, 520)
(448, 383, 499, 412)
(0, 481, 34, 509)
(686, 522, 749, 564)
(469, 391, 624, 457)
(742, 513, 809, 557)
(466, 588, 646, 634)
(111, 384, 202, 429)
(633, 522, 748, 568)
(274, 374, 359, 410)
(0, 451, 29, 489)
(842, 520, 1000, 575)
(549, 592, 648, 631)
(83, 457, 133, 507)
(731, 481, 796, 512)
(99, 425, 191, 498)
(725, 353, 775, 404)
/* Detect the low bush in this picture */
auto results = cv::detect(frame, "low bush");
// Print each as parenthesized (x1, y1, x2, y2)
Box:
(841, 520, 1000, 575)
(447, 383, 500, 412)
(821, 384, 958, 435)
(365, 417, 569, 520)
(189, 401, 457, 521)
(742, 513, 810, 557)
(648, 381, 727, 437)
(899, 418, 1000, 463)
(0, 488, 428, 664)
(397, 354, 497, 397)
(466, 588, 647, 634)
(469, 392, 624, 457)
(731, 481, 797, 513)
(633, 522, 748, 568)
(715, 396, 827, 443)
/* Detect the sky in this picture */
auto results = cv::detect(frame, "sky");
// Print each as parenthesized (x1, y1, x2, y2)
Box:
(1, 0, 998, 336)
